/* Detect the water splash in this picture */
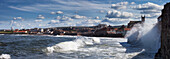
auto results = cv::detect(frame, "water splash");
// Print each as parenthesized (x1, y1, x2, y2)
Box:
(43, 37, 100, 53)
(125, 22, 161, 53)
(0, 54, 11, 59)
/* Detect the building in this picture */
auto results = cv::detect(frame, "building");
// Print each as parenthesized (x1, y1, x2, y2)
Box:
(93, 25, 130, 37)
(40, 28, 44, 33)
(94, 27, 108, 36)
(127, 16, 145, 28)
(13, 30, 28, 34)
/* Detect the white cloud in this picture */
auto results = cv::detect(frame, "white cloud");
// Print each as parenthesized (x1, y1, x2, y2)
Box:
(60, 16, 73, 22)
(140, 10, 160, 14)
(131, 2, 135, 5)
(10, 21, 20, 27)
(48, 20, 76, 27)
(50, 12, 56, 14)
(13, 17, 22, 20)
(56, 11, 63, 14)
(106, 10, 133, 18)
(6, 1, 164, 28)
(76, 19, 101, 26)
(51, 11, 64, 14)
(48, 20, 60, 24)
(9, 6, 37, 12)
(55, 16, 73, 22)
(16, 17, 22, 19)
(129, 2, 163, 19)
(99, 10, 105, 13)
(48, 16, 74, 26)
(37, 15, 45, 19)
(35, 20, 43, 22)
(102, 18, 129, 24)
(71, 15, 86, 19)
(95, 16, 99, 19)
(145, 13, 160, 18)
(109, 2, 162, 19)
(134, 13, 160, 19)
(111, 2, 128, 10)
(55, 16, 61, 19)
(9, 0, 109, 12)
(13, 17, 17, 20)
(132, 2, 162, 10)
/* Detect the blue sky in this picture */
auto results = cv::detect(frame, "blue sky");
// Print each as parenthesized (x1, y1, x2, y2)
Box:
(0, 0, 169, 29)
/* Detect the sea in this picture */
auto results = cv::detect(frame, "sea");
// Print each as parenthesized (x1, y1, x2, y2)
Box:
(0, 34, 157, 59)
(0, 22, 160, 59)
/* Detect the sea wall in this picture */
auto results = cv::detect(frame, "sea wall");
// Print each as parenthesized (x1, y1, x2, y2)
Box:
(155, 2, 170, 59)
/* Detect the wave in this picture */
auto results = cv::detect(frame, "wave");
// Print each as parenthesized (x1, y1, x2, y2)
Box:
(125, 22, 161, 53)
(42, 37, 100, 53)
(0, 54, 11, 59)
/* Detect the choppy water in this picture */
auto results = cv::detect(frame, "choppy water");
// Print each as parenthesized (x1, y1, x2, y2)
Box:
(0, 34, 156, 59)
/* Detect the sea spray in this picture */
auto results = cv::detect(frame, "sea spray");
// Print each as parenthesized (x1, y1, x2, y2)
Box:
(0, 54, 11, 59)
(43, 37, 100, 53)
(126, 22, 161, 53)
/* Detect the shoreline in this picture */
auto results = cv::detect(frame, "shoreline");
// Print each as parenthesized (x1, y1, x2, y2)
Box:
(0, 33, 125, 38)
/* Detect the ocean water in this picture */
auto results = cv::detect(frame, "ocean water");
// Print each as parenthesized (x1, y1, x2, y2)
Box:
(0, 34, 156, 59)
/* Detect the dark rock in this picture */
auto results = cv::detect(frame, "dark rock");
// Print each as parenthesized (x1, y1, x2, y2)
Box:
(155, 2, 170, 59)
(0, 42, 7, 46)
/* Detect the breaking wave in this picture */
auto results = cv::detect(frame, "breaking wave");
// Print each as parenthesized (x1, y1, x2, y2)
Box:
(126, 22, 161, 53)
(0, 54, 11, 59)
(43, 37, 100, 53)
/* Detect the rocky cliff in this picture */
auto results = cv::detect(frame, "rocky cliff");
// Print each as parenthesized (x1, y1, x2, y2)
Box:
(155, 2, 170, 59)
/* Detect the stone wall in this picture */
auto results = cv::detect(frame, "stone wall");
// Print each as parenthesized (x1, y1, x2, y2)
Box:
(155, 2, 170, 59)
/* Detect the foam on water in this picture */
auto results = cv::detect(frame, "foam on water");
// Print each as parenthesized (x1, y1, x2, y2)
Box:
(0, 34, 157, 58)
(42, 38, 134, 59)
(126, 22, 161, 53)
(43, 37, 100, 53)
(0, 54, 11, 59)
(0, 34, 4, 35)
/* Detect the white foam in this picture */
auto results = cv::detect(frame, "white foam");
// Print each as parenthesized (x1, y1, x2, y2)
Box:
(91, 37, 100, 44)
(0, 54, 11, 59)
(43, 37, 100, 53)
(0, 34, 4, 35)
(126, 22, 161, 53)
(53, 35, 78, 38)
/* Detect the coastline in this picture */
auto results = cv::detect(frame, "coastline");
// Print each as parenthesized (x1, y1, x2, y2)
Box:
(0, 33, 125, 38)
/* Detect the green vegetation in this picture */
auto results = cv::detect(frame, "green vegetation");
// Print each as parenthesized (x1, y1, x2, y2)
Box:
(0, 31, 13, 34)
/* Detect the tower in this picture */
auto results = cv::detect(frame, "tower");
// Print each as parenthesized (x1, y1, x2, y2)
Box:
(141, 15, 145, 22)
(11, 27, 14, 31)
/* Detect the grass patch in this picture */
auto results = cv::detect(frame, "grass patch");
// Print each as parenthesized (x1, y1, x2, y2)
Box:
(0, 31, 13, 34)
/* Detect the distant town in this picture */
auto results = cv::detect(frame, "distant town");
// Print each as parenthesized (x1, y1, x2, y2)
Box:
(0, 16, 145, 37)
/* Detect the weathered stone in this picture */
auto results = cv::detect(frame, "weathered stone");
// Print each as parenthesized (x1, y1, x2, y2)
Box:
(155, 2, 170, 59)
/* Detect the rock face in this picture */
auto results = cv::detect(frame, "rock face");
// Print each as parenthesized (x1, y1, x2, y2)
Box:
(155, 2, 170, 59)
(0, 42, 7, 46)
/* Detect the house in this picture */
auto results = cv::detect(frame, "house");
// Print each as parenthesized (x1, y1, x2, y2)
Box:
(94, 27, 108, 36)
(53, 29, 65, 35)
(40, 28, 44, 33)
(127, 16, 145, 28)
(124, 28, 131, 31)
(13, 30, 28, 34)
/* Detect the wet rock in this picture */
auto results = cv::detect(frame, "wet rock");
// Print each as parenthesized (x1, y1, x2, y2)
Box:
(0, 42, 7, 46)
(155, 2, 170, 59)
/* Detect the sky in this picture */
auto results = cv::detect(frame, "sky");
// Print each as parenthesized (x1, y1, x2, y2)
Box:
(0, 0, 169, 29)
